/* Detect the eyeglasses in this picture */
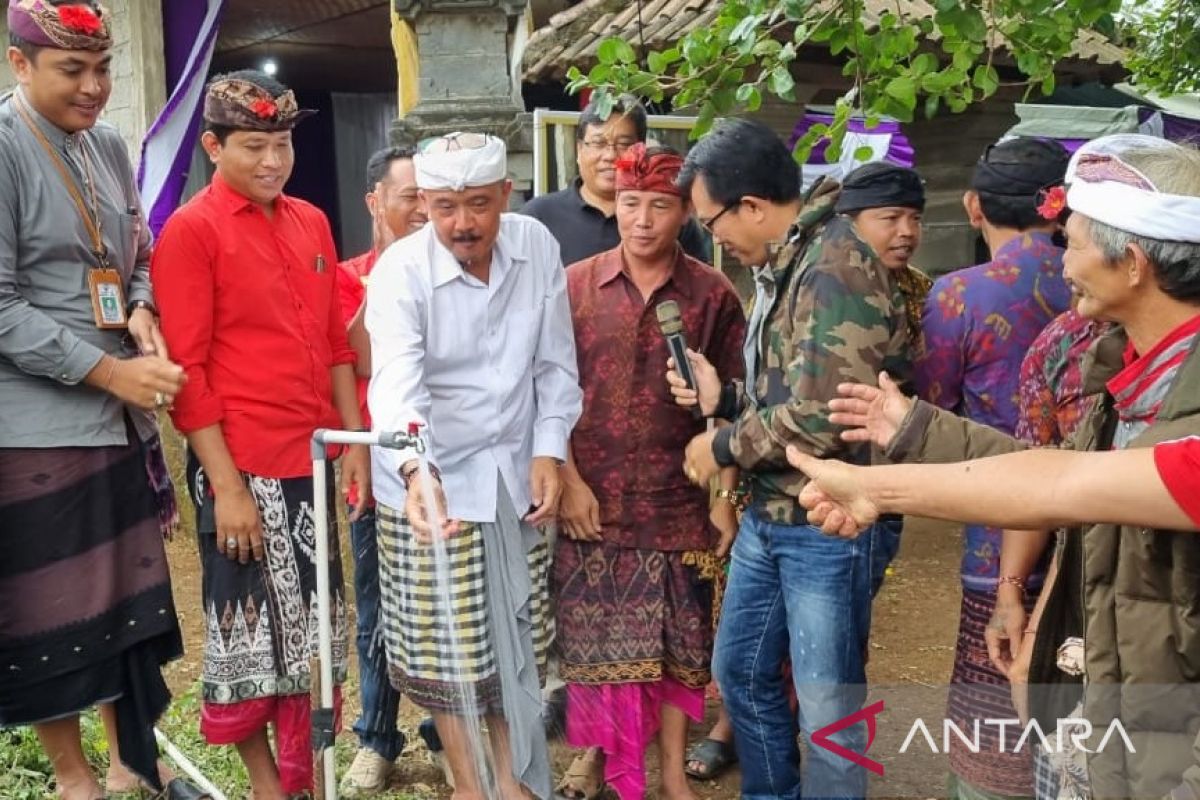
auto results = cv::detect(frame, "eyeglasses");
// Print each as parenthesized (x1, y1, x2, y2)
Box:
(700, 199, 741, 234)
(420, 131, 494, 154)
(580, 137, 637, 154)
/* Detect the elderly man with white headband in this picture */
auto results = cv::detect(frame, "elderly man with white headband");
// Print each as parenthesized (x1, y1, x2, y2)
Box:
(366, 132, 581, 800)
(780, 134, 1200, 799)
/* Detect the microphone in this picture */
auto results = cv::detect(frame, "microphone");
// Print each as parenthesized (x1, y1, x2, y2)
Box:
(656, 300, 702, 419)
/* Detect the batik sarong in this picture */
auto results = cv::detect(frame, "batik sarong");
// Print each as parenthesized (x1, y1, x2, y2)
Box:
(186, 454, 348, 794)
(948, 586, 1039, 798)
(0, 436, 183, 788)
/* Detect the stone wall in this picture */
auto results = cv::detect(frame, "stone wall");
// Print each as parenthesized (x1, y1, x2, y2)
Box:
(0, 0, 165, 160)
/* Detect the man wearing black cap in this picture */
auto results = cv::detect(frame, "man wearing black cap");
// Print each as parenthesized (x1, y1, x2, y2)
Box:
(912, 137, 1071, 800)
(834, 161, 931, 596)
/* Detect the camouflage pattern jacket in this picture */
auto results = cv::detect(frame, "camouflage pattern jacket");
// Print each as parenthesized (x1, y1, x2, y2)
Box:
(711, 179, 911, 524)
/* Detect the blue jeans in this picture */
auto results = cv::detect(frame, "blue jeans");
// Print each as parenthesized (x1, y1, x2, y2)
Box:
(349, 506, 406, 760)
(713, 508, 875, 800)
(870, 515, 903, 598)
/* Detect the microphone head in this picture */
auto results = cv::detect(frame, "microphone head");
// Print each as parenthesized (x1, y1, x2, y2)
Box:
(655, 300, 684, 336)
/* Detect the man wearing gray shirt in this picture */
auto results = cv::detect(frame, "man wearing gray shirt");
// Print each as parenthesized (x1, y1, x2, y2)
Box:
(0, 3, 186, 799)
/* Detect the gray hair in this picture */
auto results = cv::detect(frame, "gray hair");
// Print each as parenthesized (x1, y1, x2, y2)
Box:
(1085, 143, 1200, 303)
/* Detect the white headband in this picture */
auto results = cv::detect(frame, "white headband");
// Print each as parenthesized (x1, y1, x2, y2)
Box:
(1066, 134, 1200, 244)
(414, 133, 507, 191)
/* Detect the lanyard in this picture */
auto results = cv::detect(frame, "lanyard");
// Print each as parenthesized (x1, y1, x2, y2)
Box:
(12, 93, 110, 268)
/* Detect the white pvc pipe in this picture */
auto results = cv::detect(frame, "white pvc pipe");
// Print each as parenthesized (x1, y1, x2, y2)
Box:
(311, 453, 337, 800)
(154, 727, 229, 800)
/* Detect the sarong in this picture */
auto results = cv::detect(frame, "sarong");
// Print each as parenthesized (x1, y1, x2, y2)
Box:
(186, 454, 349, 794)
(554, 542, 714, 688)
(376, 473, 553, 798)
(0, 437, 183, 788)
(376, 502, 552, 712)
(947, 586, 1038, 798)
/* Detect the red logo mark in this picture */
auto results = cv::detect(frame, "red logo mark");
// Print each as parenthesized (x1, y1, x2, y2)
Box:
(811, 700, 885, 776)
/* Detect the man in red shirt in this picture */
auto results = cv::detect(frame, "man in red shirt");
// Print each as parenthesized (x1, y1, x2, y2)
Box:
(336, 145, 427, 797)
(555, 144, 745, 800)
(152, 71, 368, 800)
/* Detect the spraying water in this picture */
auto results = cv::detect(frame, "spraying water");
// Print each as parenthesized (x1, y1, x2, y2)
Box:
(414, 451, 498, 797)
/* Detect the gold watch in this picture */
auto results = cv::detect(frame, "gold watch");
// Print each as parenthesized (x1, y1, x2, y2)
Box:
(715, 488, 740, 507)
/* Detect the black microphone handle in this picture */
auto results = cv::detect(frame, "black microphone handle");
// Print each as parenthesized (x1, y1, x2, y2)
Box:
(666, 333, 703, 419)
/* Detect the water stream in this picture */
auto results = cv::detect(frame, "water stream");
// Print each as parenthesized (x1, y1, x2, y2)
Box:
(414, 453, 498, 797)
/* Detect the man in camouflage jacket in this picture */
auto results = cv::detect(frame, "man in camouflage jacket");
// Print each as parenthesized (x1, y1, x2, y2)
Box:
(671, 119, 910, 800)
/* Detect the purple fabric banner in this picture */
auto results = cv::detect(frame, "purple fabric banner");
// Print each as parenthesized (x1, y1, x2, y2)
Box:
(137, 0, 225, 237)
(788, 111, 916, 168)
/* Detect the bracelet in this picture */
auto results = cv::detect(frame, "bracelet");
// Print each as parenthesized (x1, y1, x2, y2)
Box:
(402, 461, 440, 487)
(101, 357, 119, 390)
(997, 575, 1026, 595)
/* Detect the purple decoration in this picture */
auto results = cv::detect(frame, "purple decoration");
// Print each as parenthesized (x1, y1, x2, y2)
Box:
(788, 110, 916, 168)
(137, 0, 225, 237)
(1161, 111, 1200, 146)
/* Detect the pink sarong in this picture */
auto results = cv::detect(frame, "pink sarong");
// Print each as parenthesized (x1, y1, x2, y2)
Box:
(565, 676, 704, 800)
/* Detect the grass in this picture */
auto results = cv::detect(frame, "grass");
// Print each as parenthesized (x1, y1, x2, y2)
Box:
(0, 678, 433, 799)
(0, 425, 434, 799)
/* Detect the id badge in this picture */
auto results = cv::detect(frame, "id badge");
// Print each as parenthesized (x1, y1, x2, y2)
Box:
(88, 268, 128, 329)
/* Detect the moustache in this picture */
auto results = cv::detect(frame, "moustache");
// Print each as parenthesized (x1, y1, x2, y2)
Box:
(451, 234, 482, 244)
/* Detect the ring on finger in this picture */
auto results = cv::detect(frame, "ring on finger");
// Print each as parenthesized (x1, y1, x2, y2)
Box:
(225, 537, 238, 550)
(154, 391, 166, 407)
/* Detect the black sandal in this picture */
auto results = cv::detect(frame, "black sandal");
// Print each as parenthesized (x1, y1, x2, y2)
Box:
(684, 737, 738, 780)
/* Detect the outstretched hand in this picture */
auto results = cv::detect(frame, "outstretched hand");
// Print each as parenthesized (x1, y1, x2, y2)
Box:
(788, 446, 879, 537)
(828, 371, 913, 450)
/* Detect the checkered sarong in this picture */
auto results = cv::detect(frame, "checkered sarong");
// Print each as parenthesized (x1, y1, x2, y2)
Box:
(376, 501, 551, 713)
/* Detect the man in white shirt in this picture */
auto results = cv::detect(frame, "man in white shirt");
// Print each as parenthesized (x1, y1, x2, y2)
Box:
(366, 132, 582, 800)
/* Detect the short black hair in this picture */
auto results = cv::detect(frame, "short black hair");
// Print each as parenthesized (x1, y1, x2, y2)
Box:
(976, 192, 1049, 231)
(203, 69, 290, 145)
(576, 94, 648, 144)
(366, 145, 417, 191)
(9, 0, 104, 61)
(676, 117, 800, 206)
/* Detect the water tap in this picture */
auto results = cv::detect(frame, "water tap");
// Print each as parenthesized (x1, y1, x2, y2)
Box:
(393, 421, 426, 453)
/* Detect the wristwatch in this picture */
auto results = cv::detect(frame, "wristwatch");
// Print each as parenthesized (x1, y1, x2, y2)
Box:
(127, 298, 158, 317)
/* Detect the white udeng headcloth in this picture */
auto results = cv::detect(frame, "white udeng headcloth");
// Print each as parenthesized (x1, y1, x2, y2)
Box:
(414, 132, 507, 191)
(1066, 133, 1200, 244)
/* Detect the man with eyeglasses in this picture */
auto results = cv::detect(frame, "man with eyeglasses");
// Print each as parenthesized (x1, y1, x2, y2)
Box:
(665, 117, 910, 800)
(522, 95, 710, 266)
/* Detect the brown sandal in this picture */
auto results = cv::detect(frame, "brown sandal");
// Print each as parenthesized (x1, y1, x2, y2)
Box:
(555, 748, 605, 800)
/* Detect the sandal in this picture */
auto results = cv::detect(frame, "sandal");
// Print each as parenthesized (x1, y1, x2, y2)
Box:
(555, 749, 605, 800)
(684, 737, 738, 781)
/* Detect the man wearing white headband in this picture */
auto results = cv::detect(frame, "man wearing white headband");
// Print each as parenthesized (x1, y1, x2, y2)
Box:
(366, 132, 582, 800)
(773, 134, 1200, 799)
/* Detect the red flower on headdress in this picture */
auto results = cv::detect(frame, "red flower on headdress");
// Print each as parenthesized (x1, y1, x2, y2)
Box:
(250, 98, 278, 120)
(1036, 185, 1066, 220)
(57, 5, 104, 36)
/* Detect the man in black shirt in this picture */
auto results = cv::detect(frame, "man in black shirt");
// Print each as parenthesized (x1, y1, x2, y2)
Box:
(523, 96, 711, 265)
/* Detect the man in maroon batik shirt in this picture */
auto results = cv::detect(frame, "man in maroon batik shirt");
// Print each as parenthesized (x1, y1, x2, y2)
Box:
(554, 144, 746, 800)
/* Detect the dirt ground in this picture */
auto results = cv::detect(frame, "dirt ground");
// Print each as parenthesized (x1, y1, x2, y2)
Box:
(161, 455, 963, 800)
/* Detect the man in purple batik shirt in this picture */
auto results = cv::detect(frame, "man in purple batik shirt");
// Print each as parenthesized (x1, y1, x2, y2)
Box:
(915, 137, 1072, 800)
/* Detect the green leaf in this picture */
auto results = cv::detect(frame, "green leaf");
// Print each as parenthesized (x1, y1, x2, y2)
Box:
(587, 63, 612, 83)
(753, 38, 783, 56)
(770, 65, 796, 97)
(736, 83, 763, 111)
(912, 52, 938, 76)
(853, 145, 875, 161)
(597, 38, 621, 65)
(1041, 73, 1056, 95)
(883, 75, 917, 110)
(924, 93, 941, 119)
(972, 64, 999, 96)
